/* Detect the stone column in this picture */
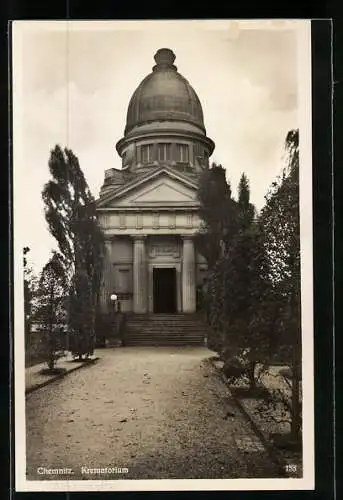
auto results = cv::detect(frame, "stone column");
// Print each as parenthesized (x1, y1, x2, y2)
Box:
(101, 238, 113, 313)
(133, 236, 147, 313)
(182, 236, 196, 313)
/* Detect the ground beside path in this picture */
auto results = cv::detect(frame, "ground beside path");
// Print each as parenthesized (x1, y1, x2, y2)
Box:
(25, 354, 98, 393)
(26, 347, 282, 480)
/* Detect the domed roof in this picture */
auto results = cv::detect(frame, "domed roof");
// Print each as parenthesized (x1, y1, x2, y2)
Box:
(125, 48, 205, 135)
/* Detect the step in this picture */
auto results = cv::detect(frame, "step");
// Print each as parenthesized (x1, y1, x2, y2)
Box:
(126, 335, 207, 338)
(125, 337, 206, 340)
(124, 341, 205, 346)
(126, 321, 207, 325)
(125, 327, 208, 332)
(125, 341, 205, 345)
(123, 314, 208, 346)
(126, 317, 206, 323)
(125, 337, 205, 341)
(126, 324, 207, 329)
(125, 332, 205, 337)
(125, 321, 208, 326)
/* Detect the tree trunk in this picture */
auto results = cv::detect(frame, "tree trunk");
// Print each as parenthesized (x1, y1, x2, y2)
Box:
(48, 287, 55, 370)
(48, 357, 54, 371)
(248, 361, 256, 389)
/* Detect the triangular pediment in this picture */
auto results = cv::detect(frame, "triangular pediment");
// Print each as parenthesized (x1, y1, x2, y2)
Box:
(97, 167, 199, 209)
(123, 178, 197, 205)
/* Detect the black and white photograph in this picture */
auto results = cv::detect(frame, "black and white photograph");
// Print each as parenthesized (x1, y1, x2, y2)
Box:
(13, 19, 314, 492)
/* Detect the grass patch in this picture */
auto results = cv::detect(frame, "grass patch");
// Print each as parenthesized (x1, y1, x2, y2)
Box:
(208, 355, 221, 362)
(25, 355, 47, 368)
(279, 367, 292, 380)
(69, 357, 94, 363)
(231, 385, 270, 400)
(39, 367, 67, 376)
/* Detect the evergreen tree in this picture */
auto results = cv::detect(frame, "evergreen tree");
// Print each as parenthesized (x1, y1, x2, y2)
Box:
(196, 163, 239, 268)
(199, 167, 270, 363)
(237, 173, 255, 229)
(203, 169, 278, 384)
(42, 145, 104, 359)
(23, 247, 38, 343)
(219, 219, 274, 387)
(23, 246, 31, 340)
(36, 253, 67, 371)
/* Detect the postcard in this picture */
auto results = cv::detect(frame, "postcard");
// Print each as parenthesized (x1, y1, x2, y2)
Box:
(12, 19, 314, 492)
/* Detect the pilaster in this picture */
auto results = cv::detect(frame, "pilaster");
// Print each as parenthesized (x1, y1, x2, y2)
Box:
(181, 236, 196, 313)
(133, 235, 147, 313)
(101, 238, 113, 312)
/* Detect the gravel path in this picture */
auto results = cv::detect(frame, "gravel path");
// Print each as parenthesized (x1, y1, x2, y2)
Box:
(26, 347, 281, 480)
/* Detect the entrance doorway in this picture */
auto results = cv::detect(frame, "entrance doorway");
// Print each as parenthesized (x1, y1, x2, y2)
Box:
(153, 267, 177, 313)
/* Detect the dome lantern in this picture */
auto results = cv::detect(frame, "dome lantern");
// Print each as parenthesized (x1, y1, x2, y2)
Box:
(153, 48, 177, 71)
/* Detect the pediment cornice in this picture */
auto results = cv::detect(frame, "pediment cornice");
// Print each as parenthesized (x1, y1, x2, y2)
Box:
(96, 166, 199, 209)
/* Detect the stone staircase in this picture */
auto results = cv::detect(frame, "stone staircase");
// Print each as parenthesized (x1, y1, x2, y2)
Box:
(123, 313, 208, 346)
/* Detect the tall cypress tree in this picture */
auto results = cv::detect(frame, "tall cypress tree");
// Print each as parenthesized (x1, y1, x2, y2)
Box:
(237, 173, 255, 229)
(196, 163, 238, 268)
(42, 145, 104, 359)
(196, 162, 241, 351)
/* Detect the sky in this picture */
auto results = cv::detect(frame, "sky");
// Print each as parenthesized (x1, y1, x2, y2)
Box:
(13, 20, 303, 274)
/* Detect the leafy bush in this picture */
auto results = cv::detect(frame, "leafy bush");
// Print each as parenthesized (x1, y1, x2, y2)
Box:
(221, 346, 269, 388)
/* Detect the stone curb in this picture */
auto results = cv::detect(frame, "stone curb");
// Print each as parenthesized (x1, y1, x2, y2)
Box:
(25, 357, 100, 395)
(209, 358, 288, 478)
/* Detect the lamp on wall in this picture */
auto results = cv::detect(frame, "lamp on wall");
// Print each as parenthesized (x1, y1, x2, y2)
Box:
(109, 293, 118, 343)
(110, 293, 118, 313)
(109, 293, 123, 346)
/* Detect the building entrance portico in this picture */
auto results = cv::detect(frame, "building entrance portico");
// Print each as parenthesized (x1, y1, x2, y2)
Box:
(99, 225, 205, 315)
(148, 253, 182, 314)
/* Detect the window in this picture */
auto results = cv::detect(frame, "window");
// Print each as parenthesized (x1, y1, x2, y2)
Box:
(115, 266, 132, 293)
(158, 143, 172, 162)
(118, 269, 128, 292)
(176, 144, 189, 163)
(168, 212, 176, 229)
(119, 213, 126, 228)
(141, 144, 153, 163)
(152, 213, 160, 229)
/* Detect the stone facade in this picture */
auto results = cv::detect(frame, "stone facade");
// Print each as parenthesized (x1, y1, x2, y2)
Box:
(96, 48, 214, 314)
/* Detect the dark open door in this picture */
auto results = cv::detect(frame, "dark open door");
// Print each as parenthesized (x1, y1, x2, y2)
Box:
(153, 268, 177, 313)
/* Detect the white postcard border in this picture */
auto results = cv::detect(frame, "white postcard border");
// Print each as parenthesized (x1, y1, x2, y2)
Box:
(12, 19, 314, 492)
